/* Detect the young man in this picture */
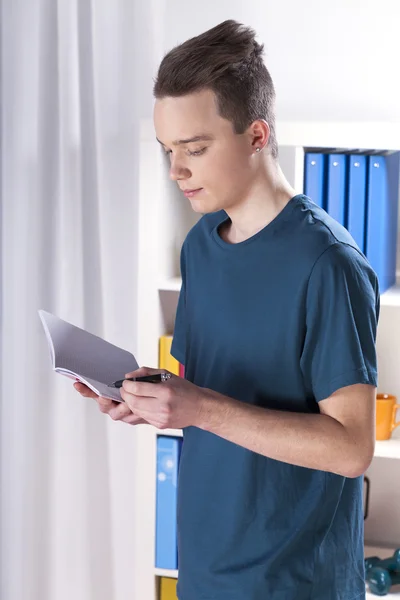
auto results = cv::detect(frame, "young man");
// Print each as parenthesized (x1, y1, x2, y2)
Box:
(75, 20, 379, 600)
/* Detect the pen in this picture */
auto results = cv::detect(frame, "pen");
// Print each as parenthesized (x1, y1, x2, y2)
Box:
(108, 372, 172, 388)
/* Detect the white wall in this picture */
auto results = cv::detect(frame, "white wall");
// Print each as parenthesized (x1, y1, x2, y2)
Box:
(160, 0, 400, 122)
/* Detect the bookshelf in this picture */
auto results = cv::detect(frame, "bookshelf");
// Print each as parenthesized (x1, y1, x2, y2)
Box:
(155, 428, 183, 438)
(374, 438, 400, 460)
(155, 568, 179, 579)
(134, 119, 400, 600)
(158, 278, 182, 293)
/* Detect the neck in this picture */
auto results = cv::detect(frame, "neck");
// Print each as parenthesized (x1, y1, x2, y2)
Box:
(222, 156, 297, 244)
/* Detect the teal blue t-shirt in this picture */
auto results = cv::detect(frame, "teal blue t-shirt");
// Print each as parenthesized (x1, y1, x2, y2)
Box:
(171, 194, 379, 600)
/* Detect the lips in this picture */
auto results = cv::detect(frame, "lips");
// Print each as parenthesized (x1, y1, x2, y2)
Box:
(183, 188, 203, 197)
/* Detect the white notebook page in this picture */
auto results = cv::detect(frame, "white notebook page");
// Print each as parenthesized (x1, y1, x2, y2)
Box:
(39, 310, 139, 387)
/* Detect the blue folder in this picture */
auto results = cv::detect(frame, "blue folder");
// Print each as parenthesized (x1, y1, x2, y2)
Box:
(347, 154, 367, 252)
(155, 436, 182, 570)
(304, 152, 327, 208)
(365, 153, 400, 294)
(326, 154, 348, 226)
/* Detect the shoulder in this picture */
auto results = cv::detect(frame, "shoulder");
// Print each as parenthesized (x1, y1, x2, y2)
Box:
(288, 196, 379, 299)
(308, 242, 379, 309)
(291, 195, 355, 249)
(290, 196, 370, 271)
(312, 241, 367, 269)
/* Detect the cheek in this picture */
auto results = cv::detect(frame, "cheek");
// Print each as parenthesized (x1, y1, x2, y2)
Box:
(190, 149, 252, 211)
(213, 154, 252, 194)
(208, 152, 245, 184)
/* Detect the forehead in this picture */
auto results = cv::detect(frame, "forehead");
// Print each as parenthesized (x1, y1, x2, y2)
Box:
(153, 89, 230, 144)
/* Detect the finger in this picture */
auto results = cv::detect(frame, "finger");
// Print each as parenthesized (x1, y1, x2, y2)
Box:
(122, 380, 160, 398)
(120, 393, 156, 422)
(97, 396, 119, 413)
(124, 366, 163, 378)
(121, 414, 148, 425)
(74, 382, 98, 399)
(120, 385, 160, 409)
(126, 409, 161, 429)
(120, 387, 146, 413)
(108, 402, 135, 421)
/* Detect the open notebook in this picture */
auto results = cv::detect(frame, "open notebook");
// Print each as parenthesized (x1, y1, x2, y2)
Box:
(38, 310, 139, 401)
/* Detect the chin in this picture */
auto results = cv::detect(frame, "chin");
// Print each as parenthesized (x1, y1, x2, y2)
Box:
(189, 195, 223, 214)
(188, 199, 205, 213)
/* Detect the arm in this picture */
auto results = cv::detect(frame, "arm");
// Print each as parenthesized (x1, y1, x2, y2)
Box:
(122, 244, 379, 475)
(196, 382, 376, 478)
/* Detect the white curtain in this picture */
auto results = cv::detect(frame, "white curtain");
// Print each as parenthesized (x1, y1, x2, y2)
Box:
(0, 1, 165, 598)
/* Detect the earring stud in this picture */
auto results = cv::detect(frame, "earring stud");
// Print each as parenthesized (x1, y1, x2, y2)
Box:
(256, 147, 261, 153)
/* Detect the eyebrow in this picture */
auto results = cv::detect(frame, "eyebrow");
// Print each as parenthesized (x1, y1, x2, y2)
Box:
(156, 134, 215, 147)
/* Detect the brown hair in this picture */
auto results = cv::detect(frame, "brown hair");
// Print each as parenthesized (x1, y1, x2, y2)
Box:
(153, 20, 278, 159)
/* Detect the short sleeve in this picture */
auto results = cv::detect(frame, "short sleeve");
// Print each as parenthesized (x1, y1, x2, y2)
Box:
(300, 243, 379, 402)
(170, 243, 187, 365)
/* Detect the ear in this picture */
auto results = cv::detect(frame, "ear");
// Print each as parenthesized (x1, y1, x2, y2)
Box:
(248, 119, 270, 153)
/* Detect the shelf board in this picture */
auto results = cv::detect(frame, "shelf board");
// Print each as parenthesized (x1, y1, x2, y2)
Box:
(380, 283, 400, 307)
(159, 278, 182, 292)
(155, 567, 178, 579)
(366, 586, 400, 599)
(155, 428, 183, 438)
(374, 437, 400, 459)
(276, 120, 400, 151)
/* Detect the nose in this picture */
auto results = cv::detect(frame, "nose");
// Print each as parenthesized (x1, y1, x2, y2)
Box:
(169, 154, 191, 182)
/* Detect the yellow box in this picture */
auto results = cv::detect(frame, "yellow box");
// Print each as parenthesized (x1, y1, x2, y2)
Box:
(159, 336, 180, 376)
(160, 576, 178, 600)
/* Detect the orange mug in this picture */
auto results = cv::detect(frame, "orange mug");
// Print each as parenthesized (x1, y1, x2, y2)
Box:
(376, 394, 400, 441)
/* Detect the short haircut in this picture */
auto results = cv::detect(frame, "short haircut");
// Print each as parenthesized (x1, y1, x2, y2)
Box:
(153, 20, 278, 159)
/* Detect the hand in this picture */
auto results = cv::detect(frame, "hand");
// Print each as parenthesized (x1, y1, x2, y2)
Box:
(73, 381, 148, 426)
(121, 366, 212, 430)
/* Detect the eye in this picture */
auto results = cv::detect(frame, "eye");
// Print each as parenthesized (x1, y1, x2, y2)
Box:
(187, 148, 207, 157)
(162, 147, 207, 157)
